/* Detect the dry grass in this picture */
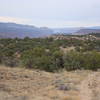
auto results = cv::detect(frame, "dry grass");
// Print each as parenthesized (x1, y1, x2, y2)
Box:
(0, 65, 99, 100)
(62, 95, 80, 100)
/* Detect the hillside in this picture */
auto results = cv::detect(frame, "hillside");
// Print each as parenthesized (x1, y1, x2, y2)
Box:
(0, 36, 100, 100)
(0, 66, 100, 100)
(0, 22, 100, 38)
(53, 27, 100, 35)
(0, 23, 53, 38)
(53, 27, 82, 34)
(75, 29, 100, 35)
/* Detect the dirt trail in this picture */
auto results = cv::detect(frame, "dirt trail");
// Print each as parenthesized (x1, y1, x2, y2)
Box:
(80, 72, 100, 100)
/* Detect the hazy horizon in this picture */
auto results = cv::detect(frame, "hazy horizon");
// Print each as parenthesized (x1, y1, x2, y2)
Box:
(0, 0, 100, 28)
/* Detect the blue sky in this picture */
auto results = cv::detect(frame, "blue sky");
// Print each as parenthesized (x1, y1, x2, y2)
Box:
(0, 0, 100, 27)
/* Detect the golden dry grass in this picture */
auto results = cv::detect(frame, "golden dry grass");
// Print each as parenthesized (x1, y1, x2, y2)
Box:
(0, 65, 99, 100)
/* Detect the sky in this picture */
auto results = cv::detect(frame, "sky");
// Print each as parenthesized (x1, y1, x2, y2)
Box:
(0, 0, 100, 28)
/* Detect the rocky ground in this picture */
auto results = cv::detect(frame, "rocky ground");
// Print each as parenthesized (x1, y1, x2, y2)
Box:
(0, 66, 100, 100)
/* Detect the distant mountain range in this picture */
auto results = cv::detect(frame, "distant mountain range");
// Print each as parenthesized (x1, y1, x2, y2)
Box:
(0, 22, 100, 38)
(74, 29, 100, 35)
(0, 22, 53, 38)
(53, 27, 83, 34)
(53, 27, 100, 35)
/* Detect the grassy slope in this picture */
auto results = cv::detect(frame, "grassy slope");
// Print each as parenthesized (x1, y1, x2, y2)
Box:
(0, 66, 99, 100)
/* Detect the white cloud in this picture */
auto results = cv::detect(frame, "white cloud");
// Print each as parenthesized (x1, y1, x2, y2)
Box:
(0, 16, 100, 28)
(27, 19, 100, 28)
(0, 0, 100, 27)
(0, 16, 31, 24)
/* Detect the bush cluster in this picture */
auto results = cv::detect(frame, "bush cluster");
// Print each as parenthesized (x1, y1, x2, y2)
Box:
(0, 37, 100, 72)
